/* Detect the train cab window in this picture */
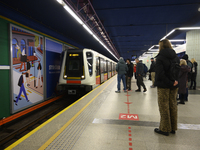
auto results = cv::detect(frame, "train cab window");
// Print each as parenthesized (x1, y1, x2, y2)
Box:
(64, 52, 84, 79)
(86, 52, 93, 76)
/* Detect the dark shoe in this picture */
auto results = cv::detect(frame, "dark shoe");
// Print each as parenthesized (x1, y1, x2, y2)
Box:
(135, 89, 141, 92)
(124, 90, 127, 93)
(170, 130, 176, 134)
(27, 100, 30, 102)
(15, 97, 21, 100)
(143, 89, 147, 92)
(154, 128, 169, 136)
(115, 91, 120, 93)
(178, 101, 185, 105)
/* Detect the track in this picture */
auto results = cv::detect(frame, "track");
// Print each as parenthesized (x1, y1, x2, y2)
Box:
(0, 94, 84, 150)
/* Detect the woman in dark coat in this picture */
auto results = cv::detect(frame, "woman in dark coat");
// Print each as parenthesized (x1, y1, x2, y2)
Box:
(154, 39, 179, 136)
(178, 59, 191, 104)
(190, 58, 198, 90)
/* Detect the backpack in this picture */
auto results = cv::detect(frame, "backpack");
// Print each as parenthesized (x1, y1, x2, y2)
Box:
(169, 57, 180, 81)
(143, 64, 148, 74)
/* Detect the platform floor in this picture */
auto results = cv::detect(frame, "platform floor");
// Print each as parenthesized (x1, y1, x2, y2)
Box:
(7, 76, 200, 150)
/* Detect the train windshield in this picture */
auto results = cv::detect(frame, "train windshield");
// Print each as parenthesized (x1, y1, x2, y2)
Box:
(64, 51, 84, 79)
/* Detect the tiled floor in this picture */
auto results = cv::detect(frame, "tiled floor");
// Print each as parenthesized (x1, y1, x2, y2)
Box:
(11, 76, 200, 150)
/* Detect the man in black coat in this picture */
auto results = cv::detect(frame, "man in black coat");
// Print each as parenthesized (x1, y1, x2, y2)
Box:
(148, 58, 156, 88)
(135, 58, 147, 92)
(126, 59, 133, 91)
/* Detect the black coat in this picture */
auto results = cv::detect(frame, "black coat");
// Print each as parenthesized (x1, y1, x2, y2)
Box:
(154, 48, 180, 88)
(191, 62, 198, 80)
(126, 63, 133, 77)
(149, 61, 156, 73)
(178, 65, 191, 94)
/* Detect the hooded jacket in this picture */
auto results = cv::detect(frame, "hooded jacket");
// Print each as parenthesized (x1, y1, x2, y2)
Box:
(116, 59, 128, 75)
(154, 48, 180, 88)
(126, 63, 133, 77)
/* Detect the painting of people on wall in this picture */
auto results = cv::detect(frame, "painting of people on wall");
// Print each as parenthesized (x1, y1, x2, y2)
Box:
(11, 25, 43, 112)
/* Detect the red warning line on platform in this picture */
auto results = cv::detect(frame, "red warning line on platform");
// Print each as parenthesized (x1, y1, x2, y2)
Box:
(119, 113, 139, 121)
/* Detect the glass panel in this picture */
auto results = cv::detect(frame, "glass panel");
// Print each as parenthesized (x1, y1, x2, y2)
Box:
(86, 52, 93, 76)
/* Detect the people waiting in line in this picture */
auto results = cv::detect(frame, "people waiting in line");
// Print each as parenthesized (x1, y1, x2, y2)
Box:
(154, 39, 179, 136)
(148, 58, 156, 88)
(177, 59, 191, 105)
(182, 54, 192, 101)
(190, 58, 198, 90)
(126, 59, 133, 91)
(115, 57, 128, 93)
(135, 58, 147, 92)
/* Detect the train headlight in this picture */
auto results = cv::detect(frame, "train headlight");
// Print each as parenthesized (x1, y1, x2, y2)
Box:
(81, 75, 85, 79)
(64, 75, 67, 78)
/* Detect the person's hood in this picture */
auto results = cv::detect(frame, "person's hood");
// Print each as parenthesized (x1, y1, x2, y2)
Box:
(119, 59, 125, 64)
(156, 48, 176, 59)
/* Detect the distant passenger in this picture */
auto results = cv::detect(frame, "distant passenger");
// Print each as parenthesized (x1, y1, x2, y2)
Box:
(177, 59, 191, 105)
(135, 58, 147, 92)
(126, 59, 133, 91)
(154, 39, 179, 136)
(133, 64, 137, 79)
(148, 58, 156, 88)
(190, 58, 198, 90)
(182, 54, 192, 101)
(115, 57, 128, 93)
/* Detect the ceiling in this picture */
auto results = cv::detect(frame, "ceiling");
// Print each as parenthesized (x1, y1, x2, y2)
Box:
(0, 0, 200, 61)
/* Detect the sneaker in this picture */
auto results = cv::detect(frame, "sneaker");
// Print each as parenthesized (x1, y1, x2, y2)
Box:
(154, 128, 169, 136)
(135, 89, 141, 92)
(178, 101, 185, 105)
(115, 91, 120, 93)
(124, 90, 127, 93)
(143, 89, 147, 92)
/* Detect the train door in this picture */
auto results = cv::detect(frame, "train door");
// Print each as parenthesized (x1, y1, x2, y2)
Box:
(104, 59, 108, 81)
(96, 57, 100, 85)
(100, 58, 104, 83)
(107, 61, 111, 78)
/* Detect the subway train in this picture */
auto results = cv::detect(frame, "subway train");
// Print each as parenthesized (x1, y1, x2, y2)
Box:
(59, 48, 117, 94)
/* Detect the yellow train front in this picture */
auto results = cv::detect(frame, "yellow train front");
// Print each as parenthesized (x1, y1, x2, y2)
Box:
(59, 48, 117, 95)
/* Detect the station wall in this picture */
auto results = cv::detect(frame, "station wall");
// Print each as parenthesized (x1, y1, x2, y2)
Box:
(0, 15, 78, 119)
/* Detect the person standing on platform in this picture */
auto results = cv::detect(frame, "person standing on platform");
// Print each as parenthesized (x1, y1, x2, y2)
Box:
(182, 54, 192, 101)
(190, 58, 198, 90)
(126, 59, 133, 91)
(177, 59, 191, 105)
(154, 39, 179, 136)
(115, 57, 128, 93)
(135, 58, 147, 92)
(148, 58, 156, 88)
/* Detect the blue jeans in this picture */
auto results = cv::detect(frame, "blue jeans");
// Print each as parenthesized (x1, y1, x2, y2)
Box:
(16, 83, 28, 103)
(117, 74, 126, 91)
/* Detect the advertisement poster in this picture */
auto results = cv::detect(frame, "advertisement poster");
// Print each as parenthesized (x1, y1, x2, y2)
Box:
(46, 38, 63, 98)
(11, 25, 44, 112)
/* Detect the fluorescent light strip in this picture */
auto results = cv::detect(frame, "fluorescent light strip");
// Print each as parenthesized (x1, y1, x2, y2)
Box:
(59, 1, 119, 60)
(63, 5, 83, 25)
(179, 27, 200, 30)
(169, 39, 186, 42)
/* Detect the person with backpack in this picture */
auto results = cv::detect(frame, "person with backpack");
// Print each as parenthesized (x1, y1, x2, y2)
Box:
(126, 59, 133, 91)
(154, 39, 179, 136)
(148, 58, 156, 88)
(135, 58, 147, 92)
(190, 58, 198, 90)
(115, 57, 128, 93)
(177, 59, 191, 105)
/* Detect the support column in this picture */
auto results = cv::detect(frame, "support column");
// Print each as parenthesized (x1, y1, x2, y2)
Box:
(186, 30, 200, 87)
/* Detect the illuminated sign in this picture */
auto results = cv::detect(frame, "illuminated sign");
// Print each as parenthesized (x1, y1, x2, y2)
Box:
(69, 54, 79, 56)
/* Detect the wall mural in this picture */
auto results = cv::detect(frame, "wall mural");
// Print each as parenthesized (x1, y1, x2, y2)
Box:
(11, 25, 43, 112)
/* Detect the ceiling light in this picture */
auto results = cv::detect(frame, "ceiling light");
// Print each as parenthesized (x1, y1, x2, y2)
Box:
(57, 0, 63, 4)
(83, 24, 93, 35)
(63, 5, 83, 25)
(169, 39, 186, 42)
(178, 27, 200, 30)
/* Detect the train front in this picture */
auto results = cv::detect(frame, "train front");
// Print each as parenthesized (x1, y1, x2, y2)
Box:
(59, 49, 94, 95)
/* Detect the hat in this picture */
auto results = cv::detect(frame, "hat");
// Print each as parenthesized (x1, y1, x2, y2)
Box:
(182, 54, 188, 60)
(119, 57, 124, 60)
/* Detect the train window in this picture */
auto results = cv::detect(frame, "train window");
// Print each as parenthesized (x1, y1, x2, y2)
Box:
(96, 57, 100, 76)
(100, 58, 104, 73)
(86, 52, 93, 76)
(104, 59, 107, 73)
(64, 52, 84, 79)
(107, 61, 111, 72)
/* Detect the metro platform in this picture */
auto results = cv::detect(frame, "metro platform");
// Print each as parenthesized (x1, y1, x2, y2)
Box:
(6, 75, 200, 150)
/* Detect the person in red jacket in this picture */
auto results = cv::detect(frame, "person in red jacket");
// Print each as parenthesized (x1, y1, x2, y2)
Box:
(133, 64, 137, 79)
